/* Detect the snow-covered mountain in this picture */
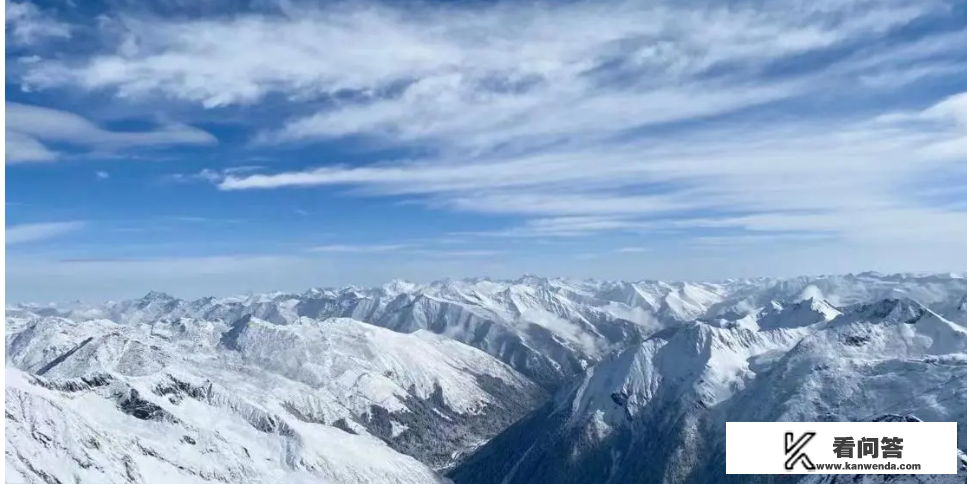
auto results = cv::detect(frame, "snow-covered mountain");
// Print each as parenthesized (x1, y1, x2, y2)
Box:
(449, 298, 967, 484)
(5, 367, 446, 484)
(14, 273, 966, 390)
(6, 272, 967, 484)
(4, 313, 545, 482)
(799, 416, 967, 484)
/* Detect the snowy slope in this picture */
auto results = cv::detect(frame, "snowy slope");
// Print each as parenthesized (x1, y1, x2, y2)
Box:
(5, 367, 446, 484)
(449, 297, 967, 484)
(799, 417, 967, 484)
(704, 273, 967, 322)
(218, 315, 547, 467)
(15, 273, 966, 391)
(7, 272, 967, 483)
(5, 313, 545, 475)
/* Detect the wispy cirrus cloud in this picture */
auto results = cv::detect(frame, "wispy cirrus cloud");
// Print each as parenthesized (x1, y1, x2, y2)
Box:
(6, 0, 967, 269)
(5, 102, 217, 164)
(15, 0, 952, 145)
(25, 0, 947, 241)
(615, 247, 651, 254)
(5, 0, 70, 45)
(306, 244, 410, 253)
(220, 93, 967, 239)
(5, 129, 57, 163)
(164, 166, 265, 184)
(305, 243, 503, 258)
(164, 169, 223, 184)
(6, 221, 87, 245)
(453, 216, 653, 238)
(406, 249, 504, 258)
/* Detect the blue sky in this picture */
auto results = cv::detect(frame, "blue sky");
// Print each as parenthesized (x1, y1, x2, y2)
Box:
(5, 0, 967, 302)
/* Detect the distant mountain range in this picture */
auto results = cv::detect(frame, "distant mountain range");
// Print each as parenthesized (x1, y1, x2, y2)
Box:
(6, 273, 967, 483)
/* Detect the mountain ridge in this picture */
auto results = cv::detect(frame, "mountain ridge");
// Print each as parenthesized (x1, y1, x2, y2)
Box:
(7, 272, 967, 483)
(13, 272, 966, 390)
(449, 296, 967, 484)
(11, 271, 967, 307)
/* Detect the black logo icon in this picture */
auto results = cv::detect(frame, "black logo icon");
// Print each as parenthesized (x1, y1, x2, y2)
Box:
(785, 432, 817, 471)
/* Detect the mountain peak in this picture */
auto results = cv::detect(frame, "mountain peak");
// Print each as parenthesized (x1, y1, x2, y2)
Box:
(756, 296, 840, 330)
(794, 284, 826, 302)
(142, 290, 176, 301)
(801, 297, 841, 318)
(847, 298, 928, 325)
(514, 274, 549, 286)
(383, 279, 421, 294)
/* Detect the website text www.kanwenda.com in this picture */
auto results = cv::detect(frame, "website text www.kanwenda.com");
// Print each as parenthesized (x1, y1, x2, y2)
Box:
(814, 462, 922, 471)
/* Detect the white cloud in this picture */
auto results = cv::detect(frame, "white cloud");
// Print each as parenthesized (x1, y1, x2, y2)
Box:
(16, 0, 949, 151)
(96, 171, 110, 179)
(263, 81, 798, 151)
(687, 233, 838, 246)
(306, 244, 409, 253)
(304, 243, 505, 257)
(223, 165, 265, 174)
(5, 129, 57, 162)
(922, 92, 967, 126)
(5, 0, 70, 45)
(12, 0, 960, 170)
(460, 216, 649, 238)
(165, 166, 264, 184)
(6, 221, 87, 245)
(5, 102, 217, 164)
(858, 63, 966, 90)
(221, 91, 967, 241)
(165, 168, 223, 183)
(406, 249, 504, 258)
